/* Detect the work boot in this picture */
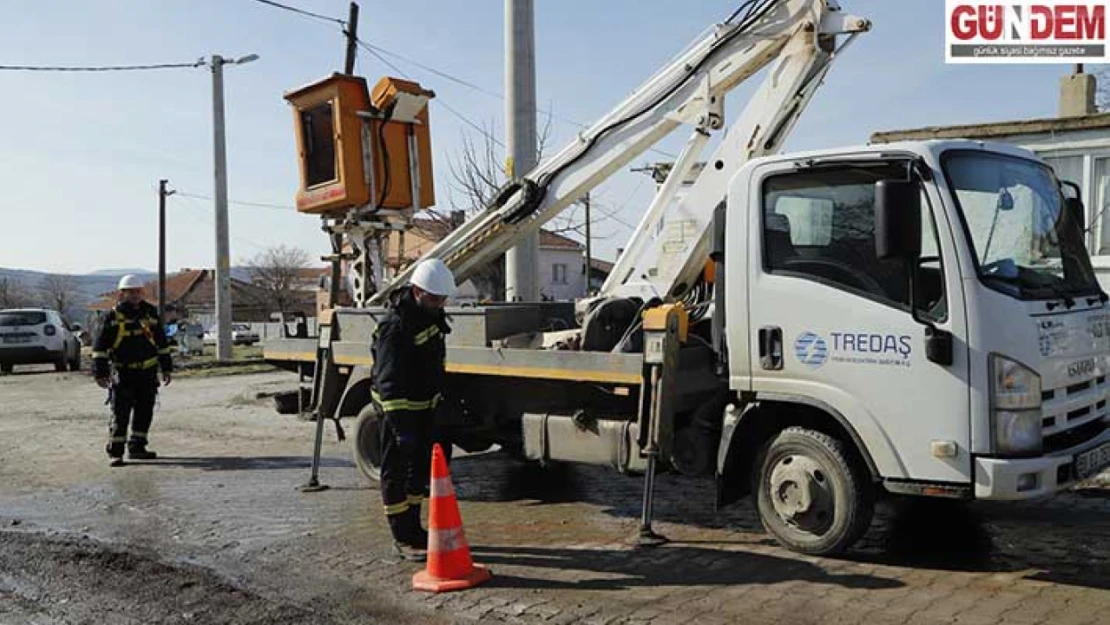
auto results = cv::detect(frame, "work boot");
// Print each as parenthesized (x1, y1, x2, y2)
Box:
(128, 448, 157, 460)
(387, 508, 426, 561)
(392, 540, 427, 562)
(109, 456, 124, 468)
(405, 506, 428, 549)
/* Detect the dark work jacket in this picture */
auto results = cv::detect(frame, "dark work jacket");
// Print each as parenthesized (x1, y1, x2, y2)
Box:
(92, 301, 173, 379)
(370, 287, 450, 416)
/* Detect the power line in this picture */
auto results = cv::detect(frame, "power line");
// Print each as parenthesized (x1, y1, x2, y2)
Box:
(358, 41, 507, 149)
(244, 4, 676, 161)
(362, 43, 503, 101)
(174, 195, 272, 253)
(247, 0, 345, 25)
(361, 40, 678, 160)
(0, 59, 206, 72)
(176, 191, 296, 212)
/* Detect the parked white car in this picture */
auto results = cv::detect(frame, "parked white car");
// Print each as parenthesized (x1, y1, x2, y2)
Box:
(0, 308, 82, 373)
(203, 323, 260, 346)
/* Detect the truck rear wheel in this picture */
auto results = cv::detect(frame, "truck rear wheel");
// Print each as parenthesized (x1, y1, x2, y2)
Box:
(352, 403, 383, 483)
(753, 426, 873, 556)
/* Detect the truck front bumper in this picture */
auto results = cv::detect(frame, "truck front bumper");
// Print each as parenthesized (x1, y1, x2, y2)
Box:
(974, 425, 1110, 500)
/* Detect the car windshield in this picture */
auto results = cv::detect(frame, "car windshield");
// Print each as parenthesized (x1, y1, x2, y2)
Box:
(944, 151, 1101, 300)
(0, 311, 47, 326)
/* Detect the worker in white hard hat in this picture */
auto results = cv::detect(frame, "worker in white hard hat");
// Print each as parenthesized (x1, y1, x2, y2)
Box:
(369, 258, 455, 561)
(91, 274, 173, 467)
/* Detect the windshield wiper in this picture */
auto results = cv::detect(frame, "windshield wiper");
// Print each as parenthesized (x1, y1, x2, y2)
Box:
(981, 272, 1079, 309)
(1041, 281, 1076, 310)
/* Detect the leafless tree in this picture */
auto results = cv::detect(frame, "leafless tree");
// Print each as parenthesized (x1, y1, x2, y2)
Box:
(0, 277, 32, 309)
(244, 245, 312, 315)
(38, 274, 78, 315)
(417, 112, 618, 299)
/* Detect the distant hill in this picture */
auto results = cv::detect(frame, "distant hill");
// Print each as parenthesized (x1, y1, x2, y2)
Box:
(0, 267, 259, 318)
(0, 268, 157, 317)
(87, 268, 153, 276)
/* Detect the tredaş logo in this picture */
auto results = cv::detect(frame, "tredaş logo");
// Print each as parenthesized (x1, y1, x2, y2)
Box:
(946, 1, 1108, 63)
(794, 330, 913, 369)
(794, 332, 829, 368)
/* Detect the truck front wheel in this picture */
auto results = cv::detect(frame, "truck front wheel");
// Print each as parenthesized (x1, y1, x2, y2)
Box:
(753, 426, 873, 556)
(352, 403, 383, 483)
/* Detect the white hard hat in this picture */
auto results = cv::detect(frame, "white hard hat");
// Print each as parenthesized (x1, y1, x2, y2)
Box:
(118, 274, 145, 290)
(409, 259, 456, 297)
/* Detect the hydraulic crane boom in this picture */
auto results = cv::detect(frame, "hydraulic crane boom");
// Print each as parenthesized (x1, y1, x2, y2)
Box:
(369, 0, 870, 307)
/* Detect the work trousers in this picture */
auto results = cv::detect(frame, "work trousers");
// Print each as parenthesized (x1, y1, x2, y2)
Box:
(107, 369, 159, 457)
(377, 404, 454, 544)
(378, 407, 433, 543)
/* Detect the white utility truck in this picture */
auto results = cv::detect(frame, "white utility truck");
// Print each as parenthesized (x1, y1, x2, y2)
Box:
(267, 0, 1110, 555)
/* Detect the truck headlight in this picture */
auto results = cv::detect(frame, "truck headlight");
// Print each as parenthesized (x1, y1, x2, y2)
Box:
(990, 355, 1042, 456)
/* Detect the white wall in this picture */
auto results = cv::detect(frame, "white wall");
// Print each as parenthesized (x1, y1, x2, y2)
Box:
(539, 248, 586, 301)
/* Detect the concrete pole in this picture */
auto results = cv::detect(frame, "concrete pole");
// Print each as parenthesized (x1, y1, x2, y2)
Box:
(505, 0, 540, 302)
(211, 55, 233, 362)
(158, 179, 168, 322)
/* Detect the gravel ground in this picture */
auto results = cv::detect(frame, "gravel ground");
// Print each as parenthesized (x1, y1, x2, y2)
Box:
(0, 366, 1107, 625)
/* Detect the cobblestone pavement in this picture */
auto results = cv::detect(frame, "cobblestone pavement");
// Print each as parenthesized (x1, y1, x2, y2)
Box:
(1, 369, 1108, 624)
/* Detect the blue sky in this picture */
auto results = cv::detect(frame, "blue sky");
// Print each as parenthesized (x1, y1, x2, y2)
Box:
(0, 1, 1086, 274)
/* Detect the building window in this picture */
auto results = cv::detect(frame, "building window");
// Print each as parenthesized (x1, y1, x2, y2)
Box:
(1093, 157, 1110, 255)
(552, 263, 568, 285)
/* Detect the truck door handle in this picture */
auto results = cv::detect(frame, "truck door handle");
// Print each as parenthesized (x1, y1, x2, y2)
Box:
(759, 326, 783, 370)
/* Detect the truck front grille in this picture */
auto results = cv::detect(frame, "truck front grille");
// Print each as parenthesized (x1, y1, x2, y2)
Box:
(1041, 375, 1109, 454)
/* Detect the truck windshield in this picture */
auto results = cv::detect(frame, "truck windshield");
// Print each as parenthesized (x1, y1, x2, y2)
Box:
(944, 151, 1101, 301)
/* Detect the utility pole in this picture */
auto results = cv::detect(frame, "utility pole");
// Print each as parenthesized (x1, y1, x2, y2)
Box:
(209, 53, 258, 362)
(344, 2, 360, 74)
(505, 0, 539, 302)
(323, 2, 360, 311)
(583, 192, 592, 295)
(157, 179, 175, 322)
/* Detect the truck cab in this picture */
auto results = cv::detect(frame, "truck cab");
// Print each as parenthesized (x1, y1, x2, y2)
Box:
(719, 139, 1110, 552)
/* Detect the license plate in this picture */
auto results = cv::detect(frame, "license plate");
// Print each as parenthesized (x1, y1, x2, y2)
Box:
(1076, 442, 1110, 480)
(2, 335, 30, 344)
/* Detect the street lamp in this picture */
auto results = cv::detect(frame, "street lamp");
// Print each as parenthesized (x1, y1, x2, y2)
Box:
(209, 53, 258, 362)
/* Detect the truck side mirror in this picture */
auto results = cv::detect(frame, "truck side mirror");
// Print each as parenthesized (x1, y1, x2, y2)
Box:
(875, 179, 922, 261)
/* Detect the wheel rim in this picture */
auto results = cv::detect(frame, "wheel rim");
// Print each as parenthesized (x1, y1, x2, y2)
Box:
(768, 454, 835, 535)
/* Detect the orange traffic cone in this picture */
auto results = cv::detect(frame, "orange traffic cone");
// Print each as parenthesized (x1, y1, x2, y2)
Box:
(412, 443, 492, 593)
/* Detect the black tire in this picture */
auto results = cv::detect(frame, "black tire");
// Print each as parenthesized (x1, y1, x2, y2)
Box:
(753, 426, 874, 556)
(352, 402, 383, 483)
(1, 363, 12, 374)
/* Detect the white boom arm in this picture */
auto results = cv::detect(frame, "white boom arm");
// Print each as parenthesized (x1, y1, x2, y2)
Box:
(369, 0, 870, 306)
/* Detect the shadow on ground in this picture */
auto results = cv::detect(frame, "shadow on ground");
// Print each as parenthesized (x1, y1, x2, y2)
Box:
(133, 456, 355, 472)
(468, 543, 904, 592)
(446, 451, 1110, 592)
